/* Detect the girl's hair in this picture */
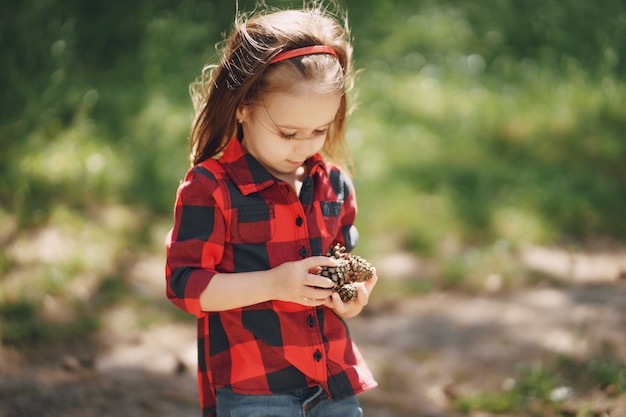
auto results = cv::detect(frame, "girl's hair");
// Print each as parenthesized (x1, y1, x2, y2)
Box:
(189, 3, 355, 167)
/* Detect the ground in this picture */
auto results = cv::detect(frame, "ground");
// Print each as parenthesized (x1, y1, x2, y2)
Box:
(1, 245, 625, 417)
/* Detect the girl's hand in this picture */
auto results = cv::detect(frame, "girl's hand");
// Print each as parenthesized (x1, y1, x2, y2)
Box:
(272, 256, 337, 307)
(324, 269, 378, 318)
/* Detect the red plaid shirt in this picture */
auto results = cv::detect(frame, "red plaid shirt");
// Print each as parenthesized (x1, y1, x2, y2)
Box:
(165, 138, 376, 417)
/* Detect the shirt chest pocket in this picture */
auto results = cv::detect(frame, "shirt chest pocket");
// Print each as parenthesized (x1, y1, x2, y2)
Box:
(232, 203, 275, 243)
(320, 201, 343, 236)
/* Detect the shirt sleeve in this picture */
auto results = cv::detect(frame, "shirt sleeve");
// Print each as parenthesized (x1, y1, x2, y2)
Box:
(165, 167, 226, 318)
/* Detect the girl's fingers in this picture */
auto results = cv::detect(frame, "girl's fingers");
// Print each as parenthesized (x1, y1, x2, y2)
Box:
(307, 273, 334, 289)
(305, 256, 339, 271)
(302, 296, 325, 306)
(328, 292, 348, 313)
(305, 285, 333, 299)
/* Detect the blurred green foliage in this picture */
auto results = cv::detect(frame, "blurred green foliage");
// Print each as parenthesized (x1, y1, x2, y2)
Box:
(1, 0, 625, 311)
(346, 0, 626, 255)
(1, 1, 625, 413)
(1, 0, 231, 220)
(2, 0, 624, 244)
(1, 0, 625, 326)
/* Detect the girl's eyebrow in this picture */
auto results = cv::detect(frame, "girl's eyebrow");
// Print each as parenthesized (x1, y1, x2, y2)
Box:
(274, 119, 335, 130)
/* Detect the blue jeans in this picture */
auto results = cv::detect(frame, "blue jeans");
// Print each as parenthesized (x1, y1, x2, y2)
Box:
(215, 386, 363, 417)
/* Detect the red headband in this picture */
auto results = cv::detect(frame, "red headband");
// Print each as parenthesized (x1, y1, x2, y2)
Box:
(270, 45, 337, 64)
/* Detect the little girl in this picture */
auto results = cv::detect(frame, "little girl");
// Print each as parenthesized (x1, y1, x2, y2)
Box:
(165, 4, 377, 417)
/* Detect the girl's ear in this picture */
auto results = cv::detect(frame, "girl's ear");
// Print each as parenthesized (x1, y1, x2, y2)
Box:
(236, 104, 251, 123)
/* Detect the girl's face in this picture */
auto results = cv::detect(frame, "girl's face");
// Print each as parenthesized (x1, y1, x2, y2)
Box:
(237, 88, 342, 181)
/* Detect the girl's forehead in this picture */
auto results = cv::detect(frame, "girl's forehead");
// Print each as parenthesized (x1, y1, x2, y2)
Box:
(260, 90, 342, 127)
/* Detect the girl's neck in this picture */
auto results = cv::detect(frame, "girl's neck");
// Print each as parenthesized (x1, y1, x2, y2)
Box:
(275, 165, 307, 195)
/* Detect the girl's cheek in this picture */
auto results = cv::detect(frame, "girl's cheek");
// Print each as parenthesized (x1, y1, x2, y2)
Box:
(293, 141, 313, 155)
(310, 137, 326, 153)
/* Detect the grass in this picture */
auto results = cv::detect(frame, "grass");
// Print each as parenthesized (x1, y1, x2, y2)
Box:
(0, 298, 98, 349)
(454, 353, 626, 415)
(457, 364, 562, 414)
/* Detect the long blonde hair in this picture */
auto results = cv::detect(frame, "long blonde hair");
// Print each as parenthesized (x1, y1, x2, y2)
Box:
(189, 4, 355, 168)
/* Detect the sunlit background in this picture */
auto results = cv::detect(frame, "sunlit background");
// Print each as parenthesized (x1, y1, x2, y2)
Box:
(1, 1, 625, 415)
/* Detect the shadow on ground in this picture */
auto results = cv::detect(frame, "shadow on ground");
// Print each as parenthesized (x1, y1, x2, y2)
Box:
(1, 244, 625, 417)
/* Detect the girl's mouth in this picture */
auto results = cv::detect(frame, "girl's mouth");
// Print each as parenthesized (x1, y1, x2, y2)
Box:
(287, 160, 304, 167)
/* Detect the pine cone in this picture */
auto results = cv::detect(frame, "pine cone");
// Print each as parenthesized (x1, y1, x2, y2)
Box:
(337, 283, 359, 302)
(318, 243, 374, 302)
(318, 264, 348, 290)
(347, 255, 375, 283)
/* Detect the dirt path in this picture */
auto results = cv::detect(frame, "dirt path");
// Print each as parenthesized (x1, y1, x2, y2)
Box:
(1, 247, 625, 416)
(354, 284, 626, 416)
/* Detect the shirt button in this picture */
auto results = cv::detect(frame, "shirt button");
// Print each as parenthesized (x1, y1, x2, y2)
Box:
(303, 181, 313, 192)
(299, 247, 308, 257)
(307, 315, 316, 327)
(295, 216, 304, 227)
(313, 350, 323, 362)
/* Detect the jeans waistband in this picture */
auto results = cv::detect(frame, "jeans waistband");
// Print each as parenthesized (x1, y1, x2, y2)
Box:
(302, 385, 324, 411)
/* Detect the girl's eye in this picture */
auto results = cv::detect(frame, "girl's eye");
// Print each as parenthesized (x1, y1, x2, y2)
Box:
(278, 128, 328, 140)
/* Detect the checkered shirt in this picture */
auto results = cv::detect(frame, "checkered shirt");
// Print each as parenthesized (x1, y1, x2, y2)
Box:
(165, 138, 377, 417)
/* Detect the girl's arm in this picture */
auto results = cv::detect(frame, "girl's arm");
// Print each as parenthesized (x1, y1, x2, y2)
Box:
(198, 256, 338, 311)
(167, 168, 338, 314)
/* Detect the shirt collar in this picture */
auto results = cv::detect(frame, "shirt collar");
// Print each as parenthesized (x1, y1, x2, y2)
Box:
(218, 138, 326, 196)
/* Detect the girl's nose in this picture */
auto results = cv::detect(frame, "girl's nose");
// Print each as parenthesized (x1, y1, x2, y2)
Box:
(294, 138, 315, 155)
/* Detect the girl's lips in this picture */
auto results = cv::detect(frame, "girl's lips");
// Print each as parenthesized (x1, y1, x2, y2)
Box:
(287, 160, 304, 167)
